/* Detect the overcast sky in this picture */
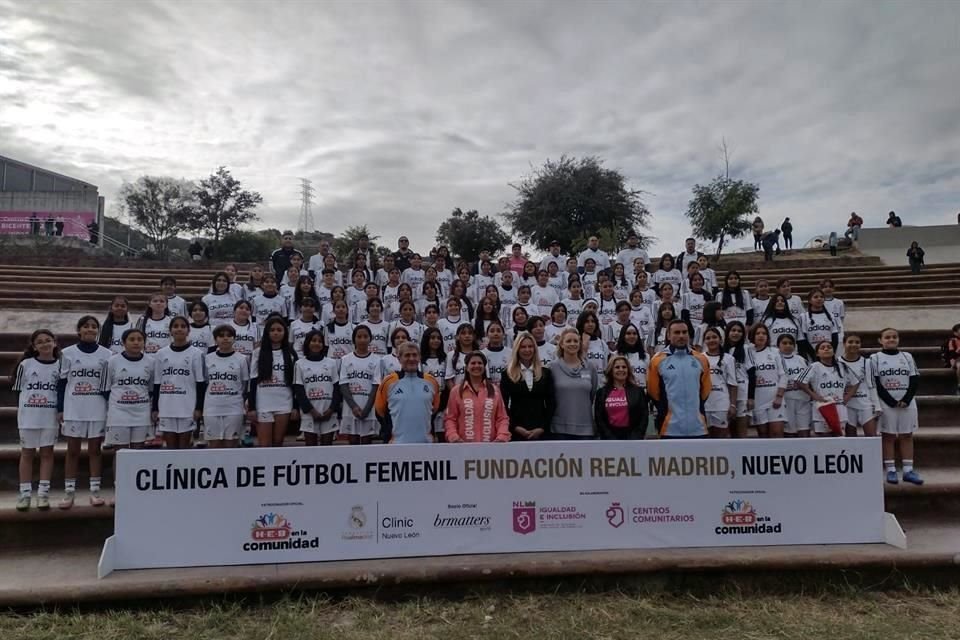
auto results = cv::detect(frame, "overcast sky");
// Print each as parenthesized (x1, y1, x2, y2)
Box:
(2, 1, 958, 257)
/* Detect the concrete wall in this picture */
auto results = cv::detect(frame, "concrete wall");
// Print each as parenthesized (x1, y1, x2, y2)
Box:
(0, 190, 100, 213)
(857, 224, 960, 266)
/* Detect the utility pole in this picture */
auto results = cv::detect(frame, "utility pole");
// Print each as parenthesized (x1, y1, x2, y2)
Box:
(297, 178, 315, 235)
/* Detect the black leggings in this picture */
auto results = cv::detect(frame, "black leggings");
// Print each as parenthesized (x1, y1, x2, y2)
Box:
(783, 233, 792, 249)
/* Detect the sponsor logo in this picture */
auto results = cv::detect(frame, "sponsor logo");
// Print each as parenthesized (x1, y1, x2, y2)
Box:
(342, 505, 373, 541)
(512, 500, 536, 535)
(380, 514, 419, 540)
(630, 505, 695, 524)
(715, 500, 782, 536)
(243, 512, 319, 551)
(434, 503, 492, 530)
(605, 502, 625, 528)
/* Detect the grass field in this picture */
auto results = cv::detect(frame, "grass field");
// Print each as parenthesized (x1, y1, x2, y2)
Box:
(3, 579, 960, 640)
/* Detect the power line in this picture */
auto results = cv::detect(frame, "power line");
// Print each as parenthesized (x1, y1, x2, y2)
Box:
(297, 178, 315, 234)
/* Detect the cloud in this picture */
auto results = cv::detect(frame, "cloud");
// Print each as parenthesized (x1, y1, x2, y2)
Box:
(1, 0, 958, 259)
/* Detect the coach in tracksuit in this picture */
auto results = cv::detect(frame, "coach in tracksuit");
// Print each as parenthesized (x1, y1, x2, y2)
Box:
(375, 342, 440, 443)
(647, 320, 712, 438)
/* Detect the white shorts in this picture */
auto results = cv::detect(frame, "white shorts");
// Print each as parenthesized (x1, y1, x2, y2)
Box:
(300, 413, 338, 435)
(845, 406, 877, 428)
(812, 403, 848, 435)
(204, 415, 244, 441)
(256, 410, 290, 424)
(705, 411, 729, 428)
(105, 425, 149, 446)
(62, 420, 105, 439)
(878, 403, 919, 435)
(19, 428, 58, 448)
(783, 397, 812, 434)
(339, 414, 378, 437)
(751, 404, 786, 426)
(734, 394, 751, 418)
(159, 417, 195, 434)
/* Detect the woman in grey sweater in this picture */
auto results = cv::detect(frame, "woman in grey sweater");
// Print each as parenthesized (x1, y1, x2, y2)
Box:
(548, 327, 597, 439)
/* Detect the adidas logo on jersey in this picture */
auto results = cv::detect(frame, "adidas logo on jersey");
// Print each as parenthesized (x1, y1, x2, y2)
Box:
(116, 376, 150, 386)
(769, 325, 795, 335)
(756, 362, 777, 371)
(162, 367, 193, 376)
(26, 380, 57, 391)
(302, 374, 334, 384)
(819, 380, 845, 390)
(879, 367, 912, 376)
(272, 362, 286, 371)
(346, 370, 374, 381)
(808, 322, 833, 333)
(209, 371, 239, 382)
(145, 330, 169, 338)
(70, 368, 102, 378)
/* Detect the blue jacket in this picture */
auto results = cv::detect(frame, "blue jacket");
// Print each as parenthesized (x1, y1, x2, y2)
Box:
(647, 346, 711, 437)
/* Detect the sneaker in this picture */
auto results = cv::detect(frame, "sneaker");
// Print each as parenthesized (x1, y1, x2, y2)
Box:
(89, 490, 105, 507)
(886, 470, 899, 484)
(58, 492, 75, 510)
(241, 434, 255, 448)
(194, 438, 208, 449)
(36, 494, 50, 511)
(902, 470, 924, 485)
(16, 495, 31, 512)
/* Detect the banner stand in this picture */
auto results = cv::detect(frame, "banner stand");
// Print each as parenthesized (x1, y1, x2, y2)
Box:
(98, 536, 116, 579)
(883, 513, 907, 549)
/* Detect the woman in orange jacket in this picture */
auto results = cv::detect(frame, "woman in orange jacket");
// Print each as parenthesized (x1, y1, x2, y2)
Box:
(444, 351, 511, 443)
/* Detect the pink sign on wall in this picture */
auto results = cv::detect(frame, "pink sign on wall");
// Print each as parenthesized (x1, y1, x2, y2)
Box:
(0, 211, 96, 239)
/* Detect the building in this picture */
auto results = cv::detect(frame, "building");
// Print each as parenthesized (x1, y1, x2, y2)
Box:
(0, 155, 103, 244)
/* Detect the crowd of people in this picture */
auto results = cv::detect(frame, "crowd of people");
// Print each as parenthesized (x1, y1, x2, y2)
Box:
(13, 230, 937, 513)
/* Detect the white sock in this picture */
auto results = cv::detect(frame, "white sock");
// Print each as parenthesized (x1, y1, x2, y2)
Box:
(38, 480, 51, 497)
(884, 459, 895, 473)
(19, 482, 32, 498)
(902, 459, 914, 473)
(90, 477, 101, 492)
(65, 478, 76, 493)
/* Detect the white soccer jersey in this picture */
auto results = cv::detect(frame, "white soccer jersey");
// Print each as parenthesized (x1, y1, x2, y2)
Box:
(544, 322, 568, 346)
(250, 348, 294, 413)
(705, 352, 738, 412)
(840, 355, 876, 411)
(415, 297, 442, 322)
(437, 317, 464, 354)
(339, 352, 381, 407)
(751, 296, 771, 321)
(715, 290, 753, 326)
(315, 284, 334, 307)
(421, 356, 446, 384)
(700, 268, 717, 292)
(105, 353, 154, 427)
(375, 269, 390, 288)
(473, 275, 496, 302)
(681, 291, 710, 326)
(649, 326, 669, 354)
(14, 358, 60, 429)
(497, 286, 518, 308)
(727, 347, 755, 404)
(361, 319, 390, 356)
(785, 295, 805, 318)
(141, 316, 171, 354)
(561, 298, 584, 324)
(326, 321, 355, 360)
(797, 361, 859, 403)
(603, 320, 628, 346)
(823, 298, 846, 329)
(596, 297, 619, 331)
(750, 346, 787, 409)
(800, 311, 839, 348)
(437, 270, 456, 293)
(230, 320, 260, 360)
(203, 292, 238, 324)
(253, 294, 288, 327)
(444, 351, 469, 385)
(203, 352, 249, 417)
(580, 272, 598, 299)
(617, 351, 648, 389)
(538, 341, 558, 368)
(780, 353, 810, 401)
(60, 344, 111, 421)
(482, 347, 510, 384)
(289, 318, 322, 358)
(402, 269, 426, 298)
(652, 269, 683, 293)
(294, 357, 339, 416)
(612, 281, 631, 302)
(154, 345, 205, 418)
(102, 320, 132, 354)
(388, 319, 424, 346)
(869, 350, 918, 403)
(167, 295, 189, 318)
(241, 285, 263, 303)
(189, 324, 213, 353)
(381, 284, 401, 312)
(380, 354, 401, 378)
(352, 300, 373, 324)
(764, 316, 801, 343)
(651, 298, 684, 325)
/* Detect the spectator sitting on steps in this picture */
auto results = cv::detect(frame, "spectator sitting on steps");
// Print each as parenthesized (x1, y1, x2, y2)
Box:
(907, 241, 925, 274)
(844, 211, 863, 241)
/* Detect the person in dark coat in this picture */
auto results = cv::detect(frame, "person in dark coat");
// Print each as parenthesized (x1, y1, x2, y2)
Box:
(499, 331, 555, 441)
(781, 217, 793, 249)
(907, 241, 925, 274)
(594, 355, 648, 439)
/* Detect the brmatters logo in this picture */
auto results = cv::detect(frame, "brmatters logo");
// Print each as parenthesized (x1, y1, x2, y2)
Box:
(715, 500, 782, 536)
(342, 505, 373, 541)
(243, 512, 319, 551)
(512, 500, 536, 535)
(434, 503, 491, 531)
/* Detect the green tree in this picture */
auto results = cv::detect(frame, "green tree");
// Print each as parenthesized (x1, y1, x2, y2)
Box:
(218, 230, 279, 262)
(685, 142, 759, 258)
(190, 167, 263, 251)
(435, 208, 511, 263)
(504, 155, 651, 256)
(333, 225, 379, 261)
(119, 176, 195, 260)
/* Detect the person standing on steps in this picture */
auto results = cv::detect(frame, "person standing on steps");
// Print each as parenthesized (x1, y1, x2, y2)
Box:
(781, 217, 793, 250)
(907, 241, 925, 274)
(647, 320, 712, 439)
(270, 232, 305, 281)
(752, 217, 765, 251)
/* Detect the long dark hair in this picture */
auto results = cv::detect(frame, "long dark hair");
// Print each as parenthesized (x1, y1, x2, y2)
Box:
(805, 287, 834, 325)
(420, 327, 445, 365)
(701, 301, 726, 329)
(294, 276, 320, 316)
(723, 320, 748, 364)
(450, 323, 480, 372)
(474, 296, 500, 336)
(210, 271, 231, 296)
(302, 329, 327, 360)
(720, 271, 745, 310)
(615, 323, 647, 359)
(654, 302, 677, 339)
(761, 294, 798, 328)
(13, 329, 61, 376)
(98, 295, 130, 349)
(460, 351, 494, 398)
(576, 310, 602, 340)
(257, 317, 296, 385)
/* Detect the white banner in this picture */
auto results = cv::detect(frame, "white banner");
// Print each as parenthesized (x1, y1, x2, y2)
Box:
(99, 438, 898, 577)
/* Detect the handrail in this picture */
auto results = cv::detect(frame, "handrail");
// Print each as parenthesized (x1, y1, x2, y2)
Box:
(1, 216, 141, 256)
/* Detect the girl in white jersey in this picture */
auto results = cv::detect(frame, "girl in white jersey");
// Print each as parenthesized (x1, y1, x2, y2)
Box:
(325, 300, 355, 360)
(595, 280, 619, 335)
(562, 278, 585, 326)
(138, 292, 172, 356)
(242, 265, 264, 303)
(775, 278, 805, 318)
(104, 328, 155, 452)
(339, 324, 382, 444)
(870, 328, 923, 485)
(419, 328, 448, 441)
(293, 330, 341, 446)
(153, 316, 205, 449)
(528, 317, 558, 369)
(437, 298, 465, 354)
(749, 324, 786, 438)
(388, 300, 424, 347)
(223, 263, 246, 301)
(545, 303, 569, 347)
(13, 330, 61, 511)
(98, 296, 132, 354)
(380, 327, 410, 379)
(651, 282, 683, 326)
(202, 324, 250, 448)
(446, 323, 480, 389)
(289, 297, 322, 358)
(473, 296, 501, 348)
(702, 327, 738, 437)
(761, 294, 801, 345)
(321, 286, 348, 324)
(509, 306, 531, 345)
(577, 311, 607, 381)
(482, 321, 510, 384)
(649, 302, 679, 357)
(751, 279, 771, 327)
(798, 288, 840, 361)
(203, 272, 239, 325)
(613, 323, 648, 390)
(839, 334, 880, 437)
(716, 271, 753, 327)
(819, 278, 846, 341)
(777, 334, 811, 437)
(248, 317, 297, 447)
(651, 254, 682, 296)
(628, 289, 655, 338)
(361, 298, 390, 356)
(58, 316, 112, 510)
(697, 255, 718, 295)
(389, 283, 414, 322)
(723, 322, 755, 439)
(253, 274, 289, 328)
(229, 300, 260, 363)
(797, 341, 860, 437)
(610, 263, 631, 301)
(681, 273, 711, 328)
(604, 302, 633, 351)
(188, 301, 213, 353)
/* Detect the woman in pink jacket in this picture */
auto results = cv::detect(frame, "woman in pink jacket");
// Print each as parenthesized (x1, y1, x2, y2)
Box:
(444, 351, 511, 443)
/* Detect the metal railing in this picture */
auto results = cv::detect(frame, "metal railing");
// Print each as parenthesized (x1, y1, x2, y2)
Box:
(0, 216, 140, 256)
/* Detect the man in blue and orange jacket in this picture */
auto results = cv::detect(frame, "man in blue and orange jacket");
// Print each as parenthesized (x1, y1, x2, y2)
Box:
(647, 320, 712, 438)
